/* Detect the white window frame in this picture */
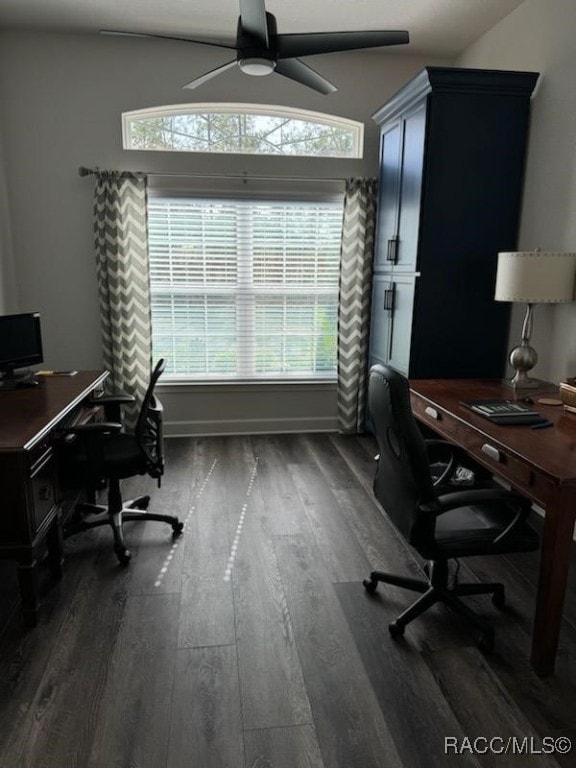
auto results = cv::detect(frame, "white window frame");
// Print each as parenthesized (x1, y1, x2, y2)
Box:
(148, 186, 344, 384)
(123, 103, 364, 159)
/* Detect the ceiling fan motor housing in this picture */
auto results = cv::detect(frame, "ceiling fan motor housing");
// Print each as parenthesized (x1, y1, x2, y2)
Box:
(236, 12, 277, 72)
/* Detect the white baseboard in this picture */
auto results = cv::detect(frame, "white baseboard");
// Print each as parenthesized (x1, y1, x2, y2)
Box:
(164, 415, 338, 437)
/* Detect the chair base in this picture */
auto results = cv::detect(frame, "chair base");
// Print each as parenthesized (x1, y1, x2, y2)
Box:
(65, 494, 184, 565)
(363, 560, 504, 653)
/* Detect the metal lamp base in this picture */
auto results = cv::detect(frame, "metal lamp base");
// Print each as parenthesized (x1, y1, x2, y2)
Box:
(505, 335, 539, 390)
(503, 375, 542, 390)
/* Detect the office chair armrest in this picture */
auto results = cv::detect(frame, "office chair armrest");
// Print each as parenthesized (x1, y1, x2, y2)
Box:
(88, 393, 136, 422)
(66, 421, 123, 435)
(436, 487, 529, 512)
(88, 394, 136, 406)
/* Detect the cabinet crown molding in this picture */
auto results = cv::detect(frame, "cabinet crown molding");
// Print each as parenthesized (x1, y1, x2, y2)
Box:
(372, 66, 539, 126)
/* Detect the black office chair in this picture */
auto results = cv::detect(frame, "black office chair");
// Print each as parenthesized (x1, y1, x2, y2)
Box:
(63, 359, 183, 564)
(363, 364, 539, 651)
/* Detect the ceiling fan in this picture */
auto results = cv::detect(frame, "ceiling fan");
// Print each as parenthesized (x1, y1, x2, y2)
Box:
(102, 0, 409, 95)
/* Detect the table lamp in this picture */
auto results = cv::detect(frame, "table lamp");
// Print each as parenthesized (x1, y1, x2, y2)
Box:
(494, 250, 576, 388)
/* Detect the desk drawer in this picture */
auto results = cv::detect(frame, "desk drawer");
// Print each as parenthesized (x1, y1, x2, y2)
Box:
(30, 452, 56, 530)
(465, 434, 531, 488)
(411, 393, 530, 484)
(411, 392, 555, 505)
(468, 435, 555, 503)
(29, 435, 52, 470)
(411, 394, 467, 440)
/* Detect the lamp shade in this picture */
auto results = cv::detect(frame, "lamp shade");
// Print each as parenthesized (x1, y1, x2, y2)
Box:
(495, 251, 576, 303)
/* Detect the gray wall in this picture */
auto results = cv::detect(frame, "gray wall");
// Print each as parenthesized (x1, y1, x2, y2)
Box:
(3, 7, 576, 432)
(0, 30, 447, 434)
(0, 130, 17, 314)
(456, 0, 576, 384)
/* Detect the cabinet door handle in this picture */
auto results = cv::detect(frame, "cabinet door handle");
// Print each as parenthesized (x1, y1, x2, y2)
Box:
(386, 235, 399, 263)
(383, 286, 395, 312)
(424, 406, 440, 420)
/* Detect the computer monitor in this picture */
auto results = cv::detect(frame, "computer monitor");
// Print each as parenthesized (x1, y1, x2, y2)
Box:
(0, 312, 44, 385)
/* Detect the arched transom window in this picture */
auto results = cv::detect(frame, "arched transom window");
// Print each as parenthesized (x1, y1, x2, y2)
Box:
(122, 103, 363, 158)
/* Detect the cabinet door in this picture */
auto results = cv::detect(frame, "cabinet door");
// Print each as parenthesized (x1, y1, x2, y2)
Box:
(369, 275, 393, 366)
(369, 274, 416, 375)
(373, 121, 402, 271)
(396, 103, 426, 272)
(387, 276, 416, 375)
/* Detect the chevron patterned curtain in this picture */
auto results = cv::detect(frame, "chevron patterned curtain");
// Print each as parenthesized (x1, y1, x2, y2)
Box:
(337, 178, 378, 433)
(93, 171, 152, 425)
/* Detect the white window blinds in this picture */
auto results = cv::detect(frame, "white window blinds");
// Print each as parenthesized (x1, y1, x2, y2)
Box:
(148, 196, 343, 380)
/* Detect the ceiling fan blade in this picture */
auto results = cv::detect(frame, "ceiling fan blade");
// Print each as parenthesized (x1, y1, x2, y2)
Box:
(274, 59, 337, 95)
(276, 30, 409, 59)
(183, 60, 238, 90)
(239, 0, 269, 46)
(101, 29, 237, 51)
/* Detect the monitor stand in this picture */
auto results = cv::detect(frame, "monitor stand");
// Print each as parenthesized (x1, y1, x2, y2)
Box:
(0, 369, 38, 390)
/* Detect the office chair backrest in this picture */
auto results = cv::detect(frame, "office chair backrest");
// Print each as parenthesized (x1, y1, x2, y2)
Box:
(368, 364, 438, 548)
(135, 358, 166, 480)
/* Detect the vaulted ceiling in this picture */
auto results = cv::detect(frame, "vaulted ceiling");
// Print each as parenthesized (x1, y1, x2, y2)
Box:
(0, 0, 525, 57)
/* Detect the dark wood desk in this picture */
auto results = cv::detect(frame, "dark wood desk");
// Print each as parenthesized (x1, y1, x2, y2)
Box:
(409, 379, 576, 676)
(0, 371, 107, 624)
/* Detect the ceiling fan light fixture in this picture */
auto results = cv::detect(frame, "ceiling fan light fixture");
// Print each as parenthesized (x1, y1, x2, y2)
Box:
(238, 57, 276, 76)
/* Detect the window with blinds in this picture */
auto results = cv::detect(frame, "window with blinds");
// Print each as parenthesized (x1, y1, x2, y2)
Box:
(148, 196, 343, 380)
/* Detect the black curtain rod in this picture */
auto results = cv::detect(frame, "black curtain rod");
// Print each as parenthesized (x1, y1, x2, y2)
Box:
(78, 166, 347, 183)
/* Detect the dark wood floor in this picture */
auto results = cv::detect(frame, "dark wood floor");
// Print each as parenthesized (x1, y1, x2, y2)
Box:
(1, 434, 576, 768)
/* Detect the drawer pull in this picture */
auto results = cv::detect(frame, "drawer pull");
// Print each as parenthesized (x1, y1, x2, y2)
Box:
(424, 406, 440, 420)
(481, 443, 503, 462)
(38, 485, 52, 502)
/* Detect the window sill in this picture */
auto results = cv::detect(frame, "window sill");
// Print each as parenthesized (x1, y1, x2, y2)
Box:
(157, 378, 337, 393)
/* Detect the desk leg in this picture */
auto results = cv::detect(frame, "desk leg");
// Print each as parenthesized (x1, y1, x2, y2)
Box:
(16, 555, 39, 627)
(531, 488, 576, 676)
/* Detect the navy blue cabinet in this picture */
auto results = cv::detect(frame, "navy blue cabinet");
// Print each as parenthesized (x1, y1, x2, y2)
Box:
(369, 67, 539, 379)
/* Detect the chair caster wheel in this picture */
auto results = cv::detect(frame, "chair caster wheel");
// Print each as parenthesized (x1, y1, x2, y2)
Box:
(363, 578, 378, 594)
(116, 548, 132, 566)
(492, 587, 505, 609)
(476, 630, 495, 654)
(388, 621, 405, 638)
(132, 495, 150, 511)
(172, 522, 184, 538)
